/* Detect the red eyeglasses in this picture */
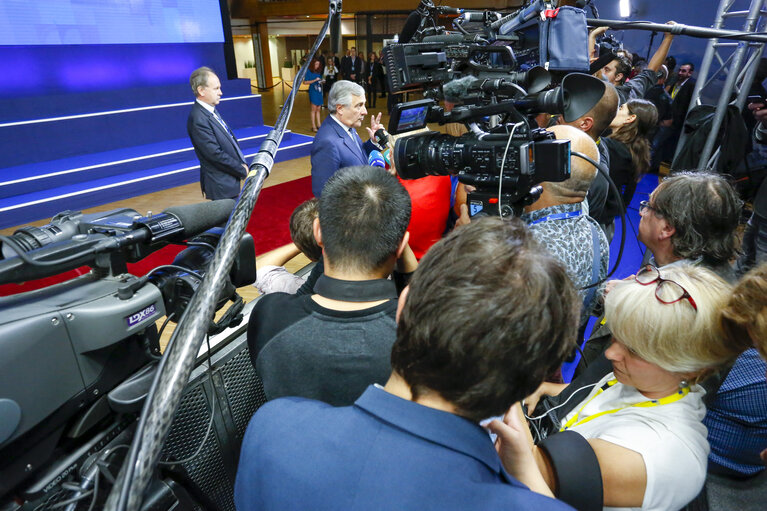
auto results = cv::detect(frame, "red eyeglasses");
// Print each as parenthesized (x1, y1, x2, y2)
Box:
(635, 265, 698, 311)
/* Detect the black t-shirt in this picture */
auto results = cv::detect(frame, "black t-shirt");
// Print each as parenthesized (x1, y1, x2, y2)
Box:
(246, 283, 398, 407)
(600, 137, 636, 222)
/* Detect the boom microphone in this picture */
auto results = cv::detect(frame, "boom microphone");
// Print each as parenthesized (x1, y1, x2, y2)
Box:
(399, 11, 422, 44)
(162, 199, 234, 239)
(115, 199, 235, 247)
(442, 75, 480, 102)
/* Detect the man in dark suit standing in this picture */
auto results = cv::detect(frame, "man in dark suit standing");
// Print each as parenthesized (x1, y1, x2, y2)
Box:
(341, 47, 363, 84)
(652, 62, 696, 169)
(187, 66, 248, 200)
(310, 80, 384, 197)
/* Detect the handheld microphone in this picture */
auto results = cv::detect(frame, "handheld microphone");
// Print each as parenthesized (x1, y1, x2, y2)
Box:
(367, 150, 386, 168)
(374, 128, 390, 148)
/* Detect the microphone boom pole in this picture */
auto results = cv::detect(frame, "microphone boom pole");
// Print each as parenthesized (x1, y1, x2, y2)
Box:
(587, 18, 767, 44)
(104, 2, 342, 510)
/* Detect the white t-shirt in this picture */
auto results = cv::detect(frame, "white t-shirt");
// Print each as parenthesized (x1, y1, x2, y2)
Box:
(254, 265, 306, 295)
(565, 372, 709, 511)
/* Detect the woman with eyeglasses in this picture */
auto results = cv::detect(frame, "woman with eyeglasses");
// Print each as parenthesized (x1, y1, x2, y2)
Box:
(487, 264, 742, 511)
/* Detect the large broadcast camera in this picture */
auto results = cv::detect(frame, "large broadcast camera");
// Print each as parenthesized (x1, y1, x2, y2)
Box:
(0, 200, 255, 507)
(382, 0, 606, 217)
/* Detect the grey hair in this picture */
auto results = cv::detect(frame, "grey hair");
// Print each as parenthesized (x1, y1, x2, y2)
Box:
(190, 66, 215, 97)
(328, 80, 365, 113)
(653, 171, 742, 266)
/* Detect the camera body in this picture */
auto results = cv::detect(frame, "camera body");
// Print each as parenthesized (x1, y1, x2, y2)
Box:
(0, 205, 255, 501)
(382, 1, 600, 216)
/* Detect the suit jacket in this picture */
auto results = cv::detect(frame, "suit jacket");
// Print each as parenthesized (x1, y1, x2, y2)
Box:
(671, 78, 696, 129)
(187, 101, 247, 200)
(310, 115, 376, 197)
(234, 386, 575, 511)
(342, 56, 363, 82)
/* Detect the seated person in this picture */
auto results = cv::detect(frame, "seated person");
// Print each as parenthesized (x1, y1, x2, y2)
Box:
(253, 198, 321, 295)
(246, 165, 413, 407)
(235, 217, 579, 511)
(495, 264, 741, 510)
(522, 125, 609, 319)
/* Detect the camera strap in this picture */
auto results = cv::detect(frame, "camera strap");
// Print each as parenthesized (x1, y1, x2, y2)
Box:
(314, 274, 397, 302)
(528, 209, 582, 225)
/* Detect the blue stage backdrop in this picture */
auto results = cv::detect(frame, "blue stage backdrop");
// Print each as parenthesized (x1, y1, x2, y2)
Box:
(0, 0, 227, 105)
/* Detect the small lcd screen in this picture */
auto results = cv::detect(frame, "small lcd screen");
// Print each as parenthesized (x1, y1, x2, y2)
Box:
(397, 106, 429, 132)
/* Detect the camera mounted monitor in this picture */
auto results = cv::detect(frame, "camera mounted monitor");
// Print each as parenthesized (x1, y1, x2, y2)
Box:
(388, 99, 435, 135)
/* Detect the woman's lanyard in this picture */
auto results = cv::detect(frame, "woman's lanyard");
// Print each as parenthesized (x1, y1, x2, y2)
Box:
(560, 379, 691, 432)
(529, 209, 582, 225)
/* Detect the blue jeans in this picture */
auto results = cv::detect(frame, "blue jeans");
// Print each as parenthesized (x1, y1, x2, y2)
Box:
(736, 212, 767, 275)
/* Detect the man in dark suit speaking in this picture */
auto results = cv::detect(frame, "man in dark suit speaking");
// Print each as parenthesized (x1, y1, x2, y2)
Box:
(187, 66, 248, 200)
(310, 80, 384, 197)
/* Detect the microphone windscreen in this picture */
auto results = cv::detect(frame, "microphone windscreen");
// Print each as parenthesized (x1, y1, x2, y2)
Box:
(442, 75, 478, 102)
(399, 11, 422, 44)
(164, 199, 235, 239)
(367, 150, 386, 168)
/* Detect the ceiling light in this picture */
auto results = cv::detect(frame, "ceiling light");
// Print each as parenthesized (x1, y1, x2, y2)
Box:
(619, 0, 631, 18)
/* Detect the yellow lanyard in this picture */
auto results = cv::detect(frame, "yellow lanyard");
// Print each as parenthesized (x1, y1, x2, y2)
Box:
(560, 379, 690, 432)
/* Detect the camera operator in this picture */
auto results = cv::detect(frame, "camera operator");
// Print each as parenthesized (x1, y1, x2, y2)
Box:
(235, 217, 579, 511)
(521, 125, 609, 321)
(593, 23, 677, 105)
(558, 81, 619, 225)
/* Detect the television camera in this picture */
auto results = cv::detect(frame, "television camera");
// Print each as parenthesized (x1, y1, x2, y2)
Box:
(382, 0, 607, 217)
(0, 200, 255, 508)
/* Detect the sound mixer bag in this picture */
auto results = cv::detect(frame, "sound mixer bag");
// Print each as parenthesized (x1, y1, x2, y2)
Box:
(538, 6, 590, 72)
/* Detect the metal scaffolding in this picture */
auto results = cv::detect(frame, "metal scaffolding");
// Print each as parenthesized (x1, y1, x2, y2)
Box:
(672, 0, 767, 171)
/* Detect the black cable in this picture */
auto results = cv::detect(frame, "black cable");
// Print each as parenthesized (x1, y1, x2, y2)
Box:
(157, 312, 176, 340)
(571, 150, 627, 287)
(157, 334, 216, 467)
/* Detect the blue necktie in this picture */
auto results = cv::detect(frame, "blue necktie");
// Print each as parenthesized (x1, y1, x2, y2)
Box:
(349, 127, 364, 155)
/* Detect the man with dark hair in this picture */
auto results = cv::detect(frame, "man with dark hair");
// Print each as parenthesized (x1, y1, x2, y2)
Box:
(235, 217, 578, 510)
(246, 165, 414, 407)
(653, 62, 696, 167)
(638, 171, 741, 281)
(187, 66, 248, 200)
(341, 46, 363, 84)
(596, 26, 676, 105)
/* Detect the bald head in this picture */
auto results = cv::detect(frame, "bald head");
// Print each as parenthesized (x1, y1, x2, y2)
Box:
(562, 83, 619, 140)
(544, 125, 599, 200)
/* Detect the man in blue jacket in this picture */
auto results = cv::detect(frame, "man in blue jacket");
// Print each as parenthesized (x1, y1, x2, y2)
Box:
(310, 80, 384, 197)
(187, 66, 248, 200)
(234, 217, 578, 511)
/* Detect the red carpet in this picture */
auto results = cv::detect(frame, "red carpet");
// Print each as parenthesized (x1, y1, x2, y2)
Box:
(248, 176, 313, 255)
(0, 176, 313, 296)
